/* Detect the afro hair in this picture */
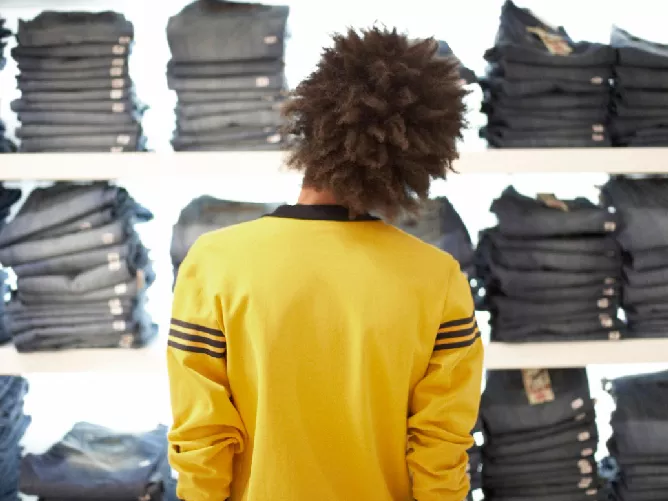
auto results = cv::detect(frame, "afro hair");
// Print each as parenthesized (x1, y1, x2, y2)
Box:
(282, 26, 468, 219)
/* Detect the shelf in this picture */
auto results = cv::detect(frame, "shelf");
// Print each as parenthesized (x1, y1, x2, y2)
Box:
(2, 339, 668, 374)
(2, 148, 668, 180)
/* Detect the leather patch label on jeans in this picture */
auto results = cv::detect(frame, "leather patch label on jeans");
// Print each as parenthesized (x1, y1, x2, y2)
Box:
(525, 26, 573, 55)
(537, 193, 569, 212)
(521, 369, 555, 405)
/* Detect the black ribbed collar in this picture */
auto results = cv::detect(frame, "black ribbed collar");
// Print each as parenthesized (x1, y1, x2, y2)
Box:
(266, 204, 380, 222)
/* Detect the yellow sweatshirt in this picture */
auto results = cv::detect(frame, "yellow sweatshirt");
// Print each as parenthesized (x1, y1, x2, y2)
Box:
(167, 204, 484, 501)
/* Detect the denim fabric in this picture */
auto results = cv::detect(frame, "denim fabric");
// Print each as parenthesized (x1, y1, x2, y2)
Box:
(12, 98, 138, 113)
(603, 176, 668, 208)
(12, 42, 131, 59)
(5, 297, 139, 318)
(612, 103, 668, 119)
(487, 415, 596, 447)
(491, 186, 617, 238)
(482, 76, 609, 97)
(168, 72, 284, 92)
(19, 133, 141, 152)
(489, 60, 612, 84)
(20, 423, 168, 499)
(490, 296, 617, 321)
(17, 109, 141, 126)
(615, 66, 668, 90)
(616, 89, 668, 108)
(16, 122, 141, 138)
(0, 220, 132, 266)
(17, 11, 133, 47)
(482, 125, 608, 141)
(176, 100, 282, 119)
(18, 65, 130, 81)
(628, 246, 668, 271)
(486, 92, 610, 110)
(17, 278, 143, 305)
(176, 88, 285, 104)
(485, 424, 598, 458)
(612, 26, 668, 69)
(0, 376, 29, 501)
(172, 139, 284, 151)
(4, 308, 142, 336)
(16, 55, 128, 72)
(624, 283, 668, 306)
(485, 134, 611, 148)
(614, 208, 668, 251)
(168, 58, 284, 78)
(484, 103, 609, 122)
(176, 109, 282, 132)
(167, 1, 289, 63)
(172, 127, 280, 149)
(484, 457, 597, 479)
(487, 114, 605, 131)
(491, 317, 625, 343)
(484, 42, 614, 66)
(12, 238, 141, 277)
(493, 247, 619, 272)
(624, 265, 668, 287)
(20, 88, 136, 104)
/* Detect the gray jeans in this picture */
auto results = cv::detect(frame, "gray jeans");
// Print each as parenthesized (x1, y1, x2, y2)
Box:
(18, 77, 133, 93)
(19, 134, 141, 152)
(17, 110, 140, 126)
(20, 88, 135, 103)
(16, 123, 141, 139)
(18, 66, 129, 81)
(0, 220, 131, 266)
(176, 109, 282, 133)
(17, 278, 143, 305)
(12, 98, 138, 114)
(16, 56, 128, 72)
(168, 73, 284, 92)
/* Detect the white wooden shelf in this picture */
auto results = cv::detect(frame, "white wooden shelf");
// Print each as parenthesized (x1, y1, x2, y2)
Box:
(2, 339, 668, 374)
(2, 148, 668, 180)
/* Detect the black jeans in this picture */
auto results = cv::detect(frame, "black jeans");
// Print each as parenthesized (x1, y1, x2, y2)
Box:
(616, 66, 668, 90)
(482, 77, 610, 97)
(612, 25, 668, 69)
(168, 58, 284, 78)
(489, 60, 612, 84)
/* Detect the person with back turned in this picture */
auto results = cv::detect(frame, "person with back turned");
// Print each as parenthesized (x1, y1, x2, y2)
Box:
(166, 26, 484, 501)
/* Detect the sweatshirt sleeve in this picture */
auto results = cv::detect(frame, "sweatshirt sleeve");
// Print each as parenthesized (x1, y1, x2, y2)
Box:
(167, 237, 246, 501)
(406, 265, 484, 501)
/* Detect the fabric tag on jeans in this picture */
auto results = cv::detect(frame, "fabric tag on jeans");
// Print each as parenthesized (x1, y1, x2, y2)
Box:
(264, 35, 278, 44)
(119, 334, 134, 349)
(578, 431, 591, 442)
(521, 369, 555, 405)
(110, 89, 123, 100)
(112, 102, 125, 113)
(525, 27, 572, 55)
(118, 36, 131, 45)
(593, 124, 605, 133)
(113, 320, 126, 331)
(116, 134, 131, 146)
(108, 260, 121, 271)
(111, 78, 125, 89)
(112, 45, 126, 55)
(112, 58, 125, 67)
(267, 134, 281, 144)
(591, 76, 604, 85)
(592, 133, 605, 142)
(110, 67, 123, 77)
(586, 489, 597, 496)
(579, 478, 593, 489)
(79, 221, 92, 230)
(609, 331, 621, 341)
(537, 193, 569, 212)
(581, 448, 594, 457)
(114, 283, 128, 295)
(256, 76, 270, 88)
(110, 146, 124, 153)
(578, 459, 593, 474)
(102, 232, 115, 245)
(604, 221, 616, 232)
(597, 298, 610, 309)
(136, 269, 146, 290)
(572, 397, 585, 410)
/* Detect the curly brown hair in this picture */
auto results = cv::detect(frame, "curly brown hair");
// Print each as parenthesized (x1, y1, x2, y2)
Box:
(282, 26, 468, 218)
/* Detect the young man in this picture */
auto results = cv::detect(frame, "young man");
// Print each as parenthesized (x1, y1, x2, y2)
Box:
(167, 27, 483, 501)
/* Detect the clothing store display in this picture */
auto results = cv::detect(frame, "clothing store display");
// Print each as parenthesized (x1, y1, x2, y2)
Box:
(601, 177, 668, 338)
(481, 369, 602, 501)
(0, 182, 157, 352)
(167, 0, 289, 151)
(0, 376, 30, 501)
(20, 422, 174, 501)
(11, 11, 148, 152)
(475, 186, 623, 342)
(610, 27, 668, 146)
(0, 185, 22, 346)
(0, 17, 16, 154)
(480, 0, 614, 148)
(604, 371, 668, 501)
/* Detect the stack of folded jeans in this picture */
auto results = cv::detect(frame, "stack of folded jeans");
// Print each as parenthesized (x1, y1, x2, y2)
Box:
(601, 177, 668, 338)
(11, 11, 147, 153)
(0, 18, 16, 154)
(480, 0, 614, 148)
(604, 371, 668, 501)
(171, 196, 277, 283)
(481, 369, 601, 501)
(0, 182, 157, 352)
(610, 26, 668, 146)
(21, 422, 174, 501)
(475, 186, 624, 342)
(0, 376, 30, 501)
(167, 0, 289, 151)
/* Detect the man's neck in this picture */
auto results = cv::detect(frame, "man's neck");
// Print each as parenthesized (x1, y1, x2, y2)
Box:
(297, 186, 340, 206)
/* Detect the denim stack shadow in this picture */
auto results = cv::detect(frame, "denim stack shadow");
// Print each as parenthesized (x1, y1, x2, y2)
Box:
(467, 419, 483, 501)
(0, 376, 30, 501)
(601, 177, 668, 338)
(481, 369, 602, 501)
(11, 11, 147, 153)
(167, 0, 289, 151)
(20, 422, 175, 501)
(0, 17, 16, 154)
(0, 182, 157, 352)
(610, 26, 668, 146)
(475, 186, 624, 343)
(604, 371, 668, 501)
(479, 0, 615, 148)
(171, 196, 277, 284)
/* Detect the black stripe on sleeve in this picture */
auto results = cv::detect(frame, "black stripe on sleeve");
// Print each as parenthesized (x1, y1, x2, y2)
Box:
(433, 331, 481, 351)
(171, 318, 224, 337)
(168, 340, 225, 359)
(169, 329, 227, 349)
(439, 314, 475, 330)
(436, 324, 478, 341)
